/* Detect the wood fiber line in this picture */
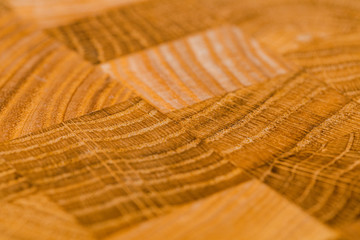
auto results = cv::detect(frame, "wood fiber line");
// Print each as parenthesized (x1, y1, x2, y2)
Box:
(45, 0, 257, 64)
(0, 158, 34, 202)
(0, 97, 249, 237)
(285, 32, 360, 103)
(2, 71, 358, 238)
(101, 25, 291, 113)
(169, 71, 360, 172)
(0, 193, 95, 240)
(3, 0, 360, 239)
(0, 125, 105, 240)
(8, 0, 143, 28)
(106, 180, 338, 240)
(250, 131, 360, 233)
(45, 0, 360, 64)
(0, 12, 133, 141)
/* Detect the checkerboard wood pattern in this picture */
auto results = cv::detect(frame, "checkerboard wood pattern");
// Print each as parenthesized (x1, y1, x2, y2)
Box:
(1, 0, 360, 239)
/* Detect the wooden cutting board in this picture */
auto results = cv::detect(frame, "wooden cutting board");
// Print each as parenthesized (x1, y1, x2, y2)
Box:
(0, 0, 360, 239)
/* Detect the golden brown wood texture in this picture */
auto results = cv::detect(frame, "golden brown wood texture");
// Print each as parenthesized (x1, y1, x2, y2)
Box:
(0, 97, 249, 237)
(9, 0, 143, 28)
(1, 0, 360, 239)
(101, 25, 292, 112)
(0, 10, 133, 141)
(107, 180, 337, 240)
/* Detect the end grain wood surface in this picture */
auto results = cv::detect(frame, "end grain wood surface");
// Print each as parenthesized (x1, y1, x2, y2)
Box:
(0, 0, 360, 239)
